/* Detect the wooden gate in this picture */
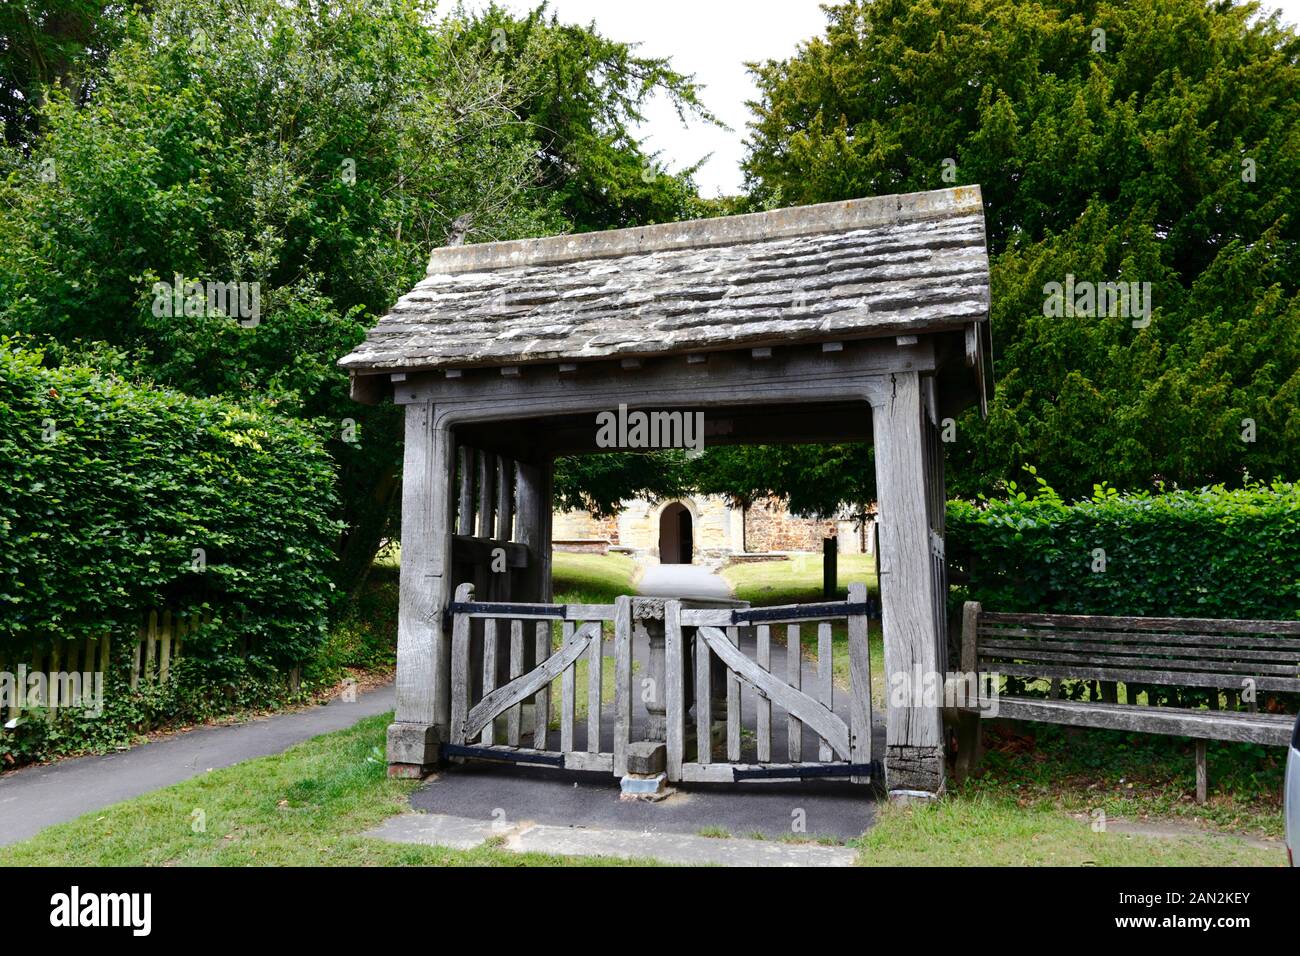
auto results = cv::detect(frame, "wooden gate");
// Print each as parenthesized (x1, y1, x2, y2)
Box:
(664, 583, 875, 784)
(447, 584, 634, 773)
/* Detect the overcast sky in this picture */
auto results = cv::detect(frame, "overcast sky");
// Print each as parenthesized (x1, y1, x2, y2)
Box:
(473, 0, 1300, 198)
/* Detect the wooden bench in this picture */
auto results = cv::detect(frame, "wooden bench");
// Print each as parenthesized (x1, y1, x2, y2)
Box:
(956, 603, 1300, 801)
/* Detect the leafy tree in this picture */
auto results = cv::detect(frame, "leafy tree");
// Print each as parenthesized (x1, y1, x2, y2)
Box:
(1, 0, 720, 596)
(450, 1, 719, 231)
(742, 0, 1300, 500)
(689, 444, 876, 520)
(0, 0, 133, 150)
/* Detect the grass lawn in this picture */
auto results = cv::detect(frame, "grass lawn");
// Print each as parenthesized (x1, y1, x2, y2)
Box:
(856, 793, 1282, 866)
(552, 550, 639, 604)
(0, 713, 626, 867)
(723, 553, 886, 707)
(4, 550, 1281, 867)
(0, 709, 1278, 867)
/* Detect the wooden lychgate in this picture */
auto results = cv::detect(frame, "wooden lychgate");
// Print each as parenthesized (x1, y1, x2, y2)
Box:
(340, 186, 993, 797)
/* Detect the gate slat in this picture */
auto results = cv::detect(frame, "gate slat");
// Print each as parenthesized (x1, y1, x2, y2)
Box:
(481, 618, 498, 745)
(695, 630, 712, 764)
(817, 621, 833, 762)
(450, 583, 474, 744)
(560, 621, 576, 753)
(787, 624, 802, 761)
(507, 620, 524, 746)
(586, 622, 602, 754)
(848, 582, 872, 781)
(533, 621, 550, 749)
(613, 597, 633, 775)
(696, 632, 847, 759)
(665, 600, 685, 780)
(697, 625, 850, 759)
(463, 622, 599, 742)
(727, 626, 741, 762)
(756, 624, 771, 761)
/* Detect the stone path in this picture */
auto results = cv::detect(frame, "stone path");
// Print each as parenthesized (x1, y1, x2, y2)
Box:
(635, 562, 733, 599)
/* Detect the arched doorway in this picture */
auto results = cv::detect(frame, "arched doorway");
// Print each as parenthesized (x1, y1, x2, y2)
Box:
(658, 502, 693, 564)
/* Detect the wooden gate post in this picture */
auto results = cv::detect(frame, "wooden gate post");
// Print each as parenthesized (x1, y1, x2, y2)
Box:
(871, 371, 946, 796)
(388, 401, 456, 777)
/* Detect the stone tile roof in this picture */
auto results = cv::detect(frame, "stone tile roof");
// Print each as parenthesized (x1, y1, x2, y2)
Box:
(339, 186, 989, 374)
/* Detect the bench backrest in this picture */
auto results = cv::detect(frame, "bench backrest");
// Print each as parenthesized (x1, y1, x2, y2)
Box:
(964, 607, 1300, 695)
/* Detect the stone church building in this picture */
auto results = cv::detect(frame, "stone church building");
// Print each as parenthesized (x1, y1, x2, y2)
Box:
(552, 496, 873, 565)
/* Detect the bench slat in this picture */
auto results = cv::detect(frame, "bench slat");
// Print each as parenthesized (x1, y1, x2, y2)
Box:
(978, 625, 1300, 652)
(980, 611, 1300, 635)
(979, 642, 1300, 675)
(979, 637, 1300, 664)
(984, 697, 1294, 746)
(988, 661, 1300, 693)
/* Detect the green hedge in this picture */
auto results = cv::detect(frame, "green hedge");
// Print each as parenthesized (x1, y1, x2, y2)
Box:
(946, 475, 1300, 621)
(0, 341, 341, 665)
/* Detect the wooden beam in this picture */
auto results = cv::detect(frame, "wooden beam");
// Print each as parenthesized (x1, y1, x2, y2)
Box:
(475, 449, 495, 538)
(456, 445, 473, 536)
(452, 536, 528, 568)
(390, 400, 455, 769)
(513, 460, 548, 603)
(494, 455, 513, 541)
(872, 370, 944, 794)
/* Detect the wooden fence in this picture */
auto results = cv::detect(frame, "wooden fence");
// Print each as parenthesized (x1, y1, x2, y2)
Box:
(1, 609, 213, 717)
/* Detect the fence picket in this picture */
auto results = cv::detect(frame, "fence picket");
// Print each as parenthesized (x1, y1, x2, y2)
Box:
(613, 596, 632, 775)
(695, 630, 712, 764)
(560, 621, 576, 753)
(533, 621, 550, 749)
(787, 623, 802, 761)
(586, 622, 602, 753)
(507, 620, 524, 746)
(727, 625, 741, 762)
(481, 618, 498, 745)
(818, 621, 833, 761)
(664, 600, 685, 781)
(756, 624, 771, 761)
(145, 610, 158, 683)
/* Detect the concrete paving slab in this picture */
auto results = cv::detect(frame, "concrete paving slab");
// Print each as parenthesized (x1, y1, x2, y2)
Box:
(363, 811, 860, 866)
(363, 811, 500, 850)
(409, 761, 876, 842)
(508, 822, 858, 867)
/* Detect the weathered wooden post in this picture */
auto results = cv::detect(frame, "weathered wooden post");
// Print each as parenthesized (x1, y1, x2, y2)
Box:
(822, 536, 837, 598)
(872, 371, 946, 797)
(387, 401, 456, 777)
